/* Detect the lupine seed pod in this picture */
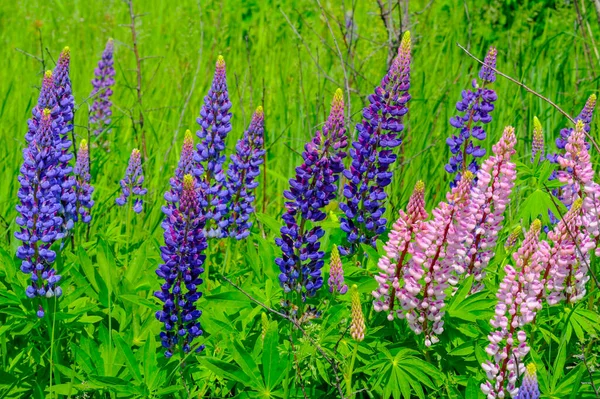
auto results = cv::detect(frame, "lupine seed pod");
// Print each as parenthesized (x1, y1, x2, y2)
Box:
(350, 285, 365, 342)
(90, 38, 116, 138)
(116, 149, 147, 213)
(74, 140, 94, 223)
(15, 109, 64, 317)
(373, 181, 427, 320)
(515, 364, 540, 399)
(339, 31, 411, 254)
(531, 117, 544, 162)
(155, 174, 207, 358)
(328, 246, 348, 295)
(446, 46, 498, 187)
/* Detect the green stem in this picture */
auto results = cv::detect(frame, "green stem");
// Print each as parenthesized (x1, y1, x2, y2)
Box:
(48, 295, 57, 398)
(345, 342, 359, 398)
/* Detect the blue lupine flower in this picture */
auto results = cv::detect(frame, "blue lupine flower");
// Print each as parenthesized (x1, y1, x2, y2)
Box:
(164, 130, 198, 209)
(515, 364, 540, 399)
(446, 46, 497, 187)
(15, 109, 64, 317)
(90, 39, 116, 138)
(155, 174, 207, 358)
(116, 148, 147, 213)
(276, 89, 347, 303)
(224, 106, 265, 239)
(193, 55, 232, 236)
(339, 32, 411, 254)
(74, 140, 94, 223)
(26, 71, 58, 144)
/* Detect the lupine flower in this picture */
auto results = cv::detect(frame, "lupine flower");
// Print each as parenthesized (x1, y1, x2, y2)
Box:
(26, 71, 57, 144)
(505, 226, 521, 249)
(339, 31, 411, 253)
(462, 126, 517, 292)
(446, 47, 498, 187)
(350, 284, 365, 342)
(224, 107, 265, 239)
(373, 181, 427, 320)
(74, 140, 94, 223)
(15, 109, 64, 317)
(552, 94, 596, 154)
(116, 148, 147, 213)
(481, 221, 542, 399)
(328, 246, 348, 295)
(53, 47, 77, 231)
(515, 364, 540, 399)
(155, 174, 207, 358)
(531, 117, 544, 162)
(164, 130, 197, 211)
(194, 56, 232, 236)
(90, 38, 116, 138)
(401, 172, 476, 346)
(276, 90, 347, 307)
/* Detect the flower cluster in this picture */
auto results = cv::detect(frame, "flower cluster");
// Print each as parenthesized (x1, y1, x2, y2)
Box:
(531, 117, 544, 163)
(401, 172, 476, 346)
(350, 285, 365, 342)
(74, 140, 94, 223)
(15, 109, 64, 317)
(26, 71, 57, 144)
(276, 89, 347, 304)
(155, 174, 207, 357)
(446, 47, 498, 187)
(116, 148, 147, 213)
(328, 245, 348, 295)
(164, 130, 197, 211)
(462, 126, 517, 292)
(224, 107, 265, 239)
(90, 39, 116, 138)
(515, 364, 540, 399)
(373, 181, 427, 320)
(553, 94, 596, 155)
(339, 31, 411, 253)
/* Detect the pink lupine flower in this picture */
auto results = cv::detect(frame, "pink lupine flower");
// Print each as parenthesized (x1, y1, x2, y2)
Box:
(373, 181, 427, 320)
(328, 246, 348, 295)
(481, 221, 542, 399)
(350, 284, 365, 342)
(463, 126, 517, 292)
(401, 172, 475, 346)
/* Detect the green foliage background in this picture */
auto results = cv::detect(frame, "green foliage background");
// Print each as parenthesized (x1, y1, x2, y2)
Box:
(0, 0, 599, 398)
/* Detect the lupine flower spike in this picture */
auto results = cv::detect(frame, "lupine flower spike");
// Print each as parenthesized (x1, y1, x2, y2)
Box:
(446, 46, 498, 187)
(328, 246, 348, 295)
(116, 149, 147, 213)
(15, 109, 64, 317)
(531, 117, 544, 163)
(194, 55, 232, 237)
(225, 106, 266, 239)
(481, 220, 542, 399)
(402, 172, 476, 346)
(350, 285, 365, 342)
(373, 181, 427, 320)
(164, 130, 197, 214)
(340, 31, 411, 253)
(26, 71, 56, 144)
(276, 89, 347, 315)
(155, 174, 207, 357)
(90, 38, 116, 139)
(504, 225, 521, 249)
(515, 364, 540, 399)
(74, 140, 94, 223)
(463, 126, 517, 292)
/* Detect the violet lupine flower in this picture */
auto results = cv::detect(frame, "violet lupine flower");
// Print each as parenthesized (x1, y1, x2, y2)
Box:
(193, 56, 232, 237)
(90, 39, 116, 138)
(164, 130, 197, 211)
(224, 106, 265, 239)
(116, 148, 147, 213)
(15, 109, 64, 317)
(155, 174, 207, 358)
(339, 31, 411, 254)
(462, 126, 517, 292)
(551, 94, 596, 156)
(26, 71, 57, 144)
(531, 117, 544, 163)
(373, 181, 427, 321)
(446, 47, 498, 187)
(515, 364, 540, 399)
(350, 284, 365, 342)
(401, 172, 476, 346)
(276, 89, 347, 305)
(328, 246, 348, 295)
(481, 221, 542, 399)
(74, 140, 94, 223)
(53, 47, 77, 231)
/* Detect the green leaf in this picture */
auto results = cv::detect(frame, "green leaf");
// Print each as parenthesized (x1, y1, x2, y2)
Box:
(262, 325, 285, 389)
(114, 334, 143, 383)
(230, 339, 265, 390)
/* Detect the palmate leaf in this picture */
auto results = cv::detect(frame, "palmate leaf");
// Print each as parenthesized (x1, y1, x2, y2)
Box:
(518, 188, 566, 225)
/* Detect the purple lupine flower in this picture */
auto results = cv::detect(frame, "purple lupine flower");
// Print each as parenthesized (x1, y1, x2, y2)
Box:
(116, 148, 147, 213)
(164, 130, 198, 211)
(552, 94, 596, 155)
(90, 38, 115, 138)
(339, 31, 411, 254)
(193, 55, 232, 237)
(446, 46, 498, 187)
(155, 174, 207, 358)
(15, 109, 64, 317)
(515, 364, 540, 399)
(26, 71, 58, 144)
(328, 245, 348, 295)
(276, 89, 347, 308)
(531, 117, 544, 163)
(74, 140, 94, 223)
(224, 106, 265, 239)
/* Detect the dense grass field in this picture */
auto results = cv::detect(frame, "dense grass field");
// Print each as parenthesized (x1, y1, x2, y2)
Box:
(1, 0, 600, 398)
